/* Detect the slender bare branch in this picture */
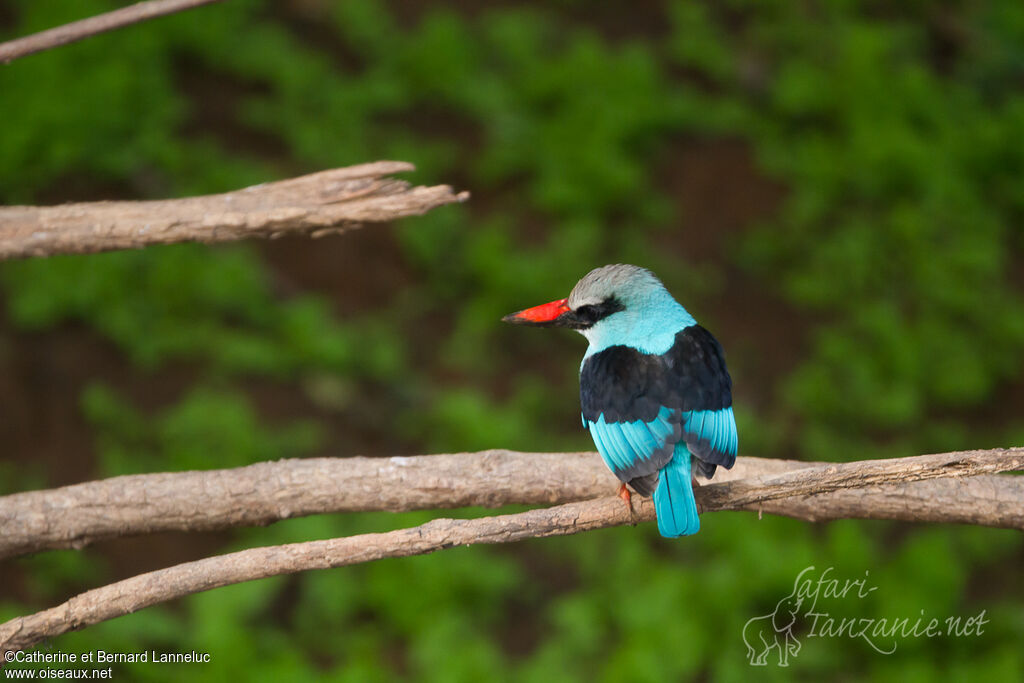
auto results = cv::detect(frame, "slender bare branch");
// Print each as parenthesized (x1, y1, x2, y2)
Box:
(0, 162, 469, 260)
(0, 0, 225, 64)
(0, 497, 633, 657)
(1, 447, 1022, 656)
(2, 448, 1022, 560)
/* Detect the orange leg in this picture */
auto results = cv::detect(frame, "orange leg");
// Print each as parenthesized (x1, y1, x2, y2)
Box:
(618, 482, 632, 506)
(618, 483, 637, 524)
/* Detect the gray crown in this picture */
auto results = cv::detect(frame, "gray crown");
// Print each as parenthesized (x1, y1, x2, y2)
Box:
(568, 264, 663, 308)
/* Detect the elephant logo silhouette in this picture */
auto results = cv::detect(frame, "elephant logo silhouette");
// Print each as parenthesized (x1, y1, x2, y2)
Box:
(742, 590, 804, 666)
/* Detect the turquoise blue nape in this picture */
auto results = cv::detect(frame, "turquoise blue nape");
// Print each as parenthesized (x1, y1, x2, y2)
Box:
(654, 446, 700, 537)
(683, 407, 738, 460)
(581, 288, 696, 361)
(585, 406, 676, 474)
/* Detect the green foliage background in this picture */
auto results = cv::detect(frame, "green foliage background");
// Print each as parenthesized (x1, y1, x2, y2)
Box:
(2, 0, 1023, 680)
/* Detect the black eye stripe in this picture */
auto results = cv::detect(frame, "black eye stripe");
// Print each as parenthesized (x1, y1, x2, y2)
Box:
(574, 296, 624, 326)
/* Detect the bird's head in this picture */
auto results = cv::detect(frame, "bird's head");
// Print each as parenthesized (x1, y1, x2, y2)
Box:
(502, 264, 694, 350)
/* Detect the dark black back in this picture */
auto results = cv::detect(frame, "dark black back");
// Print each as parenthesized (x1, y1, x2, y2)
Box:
(580, 325, 732, 424)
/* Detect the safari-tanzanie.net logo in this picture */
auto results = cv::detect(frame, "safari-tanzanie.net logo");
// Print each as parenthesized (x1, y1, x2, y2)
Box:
(742, 566, 988, 667)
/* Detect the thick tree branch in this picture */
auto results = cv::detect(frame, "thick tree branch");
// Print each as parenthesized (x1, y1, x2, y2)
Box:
(0, 162, 468, 260)
(2, 449, 1022, 561)
(0, 0, 225, 64)
(1, 447, 1022, 656)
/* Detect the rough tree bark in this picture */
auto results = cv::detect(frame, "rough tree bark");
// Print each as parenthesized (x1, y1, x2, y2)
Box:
(1, 448, 1022, 656)
(0, 0, 226, 64)
(2, 449, 1023, 561)
(0, 162, 468, 260)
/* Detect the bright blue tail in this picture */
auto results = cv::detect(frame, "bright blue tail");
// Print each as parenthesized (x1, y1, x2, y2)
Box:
(653, 451, 699, 537)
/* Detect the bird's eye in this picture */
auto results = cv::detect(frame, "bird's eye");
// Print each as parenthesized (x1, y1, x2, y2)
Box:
(574, 305, 599, 324)
(571, 297, 624, 328)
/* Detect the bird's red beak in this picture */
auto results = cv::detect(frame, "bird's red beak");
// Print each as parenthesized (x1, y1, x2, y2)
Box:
(502, 298, 572, 326)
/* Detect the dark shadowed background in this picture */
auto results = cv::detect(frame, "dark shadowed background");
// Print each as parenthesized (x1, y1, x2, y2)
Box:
(1, 0, 1023, 680)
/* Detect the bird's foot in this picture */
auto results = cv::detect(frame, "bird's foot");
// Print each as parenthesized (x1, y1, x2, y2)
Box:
(691, 476, 701, 489)
(618, 483, 637, 525)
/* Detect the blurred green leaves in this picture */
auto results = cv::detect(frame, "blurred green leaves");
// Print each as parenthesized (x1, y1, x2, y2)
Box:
(82, 384, 322, 474)
(725, 3, 1024, 452)
(3, 245, 360, 375)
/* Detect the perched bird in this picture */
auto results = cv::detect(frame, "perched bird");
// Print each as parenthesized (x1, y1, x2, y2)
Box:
(502, 264, 737, 537)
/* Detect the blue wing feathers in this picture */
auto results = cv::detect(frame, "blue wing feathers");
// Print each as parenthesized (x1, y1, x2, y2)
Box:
(588, 419, 619, 471)
(619, 423, 651, 462)
(648, 408, 677, 443)
(682, 407, 737, 468)
(604, 422, 634, 470)
(587, 407, 677, 477)
(686, 411, 706, 444)
(589, 416, 640, 472)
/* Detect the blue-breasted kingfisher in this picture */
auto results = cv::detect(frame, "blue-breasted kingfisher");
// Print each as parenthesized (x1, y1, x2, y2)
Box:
(502, 264, 737, 537)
